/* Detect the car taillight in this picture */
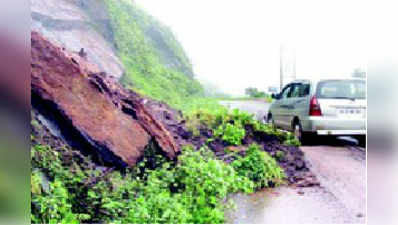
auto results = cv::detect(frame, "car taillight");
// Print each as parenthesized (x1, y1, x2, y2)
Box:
(309, 95, 322, 116)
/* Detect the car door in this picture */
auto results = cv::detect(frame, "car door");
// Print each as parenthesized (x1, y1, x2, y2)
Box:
(284, 83, 311, 130)
(272, 84, 292, 128)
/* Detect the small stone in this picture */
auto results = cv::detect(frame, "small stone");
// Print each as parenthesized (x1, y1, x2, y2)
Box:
(297, 190, 305, 195)
(295, 159, 305, 169)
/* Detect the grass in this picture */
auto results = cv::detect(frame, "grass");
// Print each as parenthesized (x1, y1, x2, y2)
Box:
(218, 96, 273, 103)
(31, 137, 288, 223)
(31, 106, 298, 223)
(104, 0, 205, 110)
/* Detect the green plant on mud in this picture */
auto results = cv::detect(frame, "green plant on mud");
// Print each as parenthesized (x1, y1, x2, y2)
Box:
(31, 141, 255, 224)
(185, 107, 301, 147)
(282, 132, 301, 147)
(214, 123, 246, 145)
(31, 145, 93, 223)
(232, 144, 286, 188)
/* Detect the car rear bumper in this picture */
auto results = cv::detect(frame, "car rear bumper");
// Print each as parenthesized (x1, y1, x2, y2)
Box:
(316, 130, 366, 135)
(301, 116, 366, 135)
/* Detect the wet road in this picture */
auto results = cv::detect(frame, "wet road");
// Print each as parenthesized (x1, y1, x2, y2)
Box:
(220, 100, 366, 224)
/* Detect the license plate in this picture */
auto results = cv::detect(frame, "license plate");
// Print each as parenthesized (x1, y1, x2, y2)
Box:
(339, 108, 362, 114)
(338, 107, 365, 117)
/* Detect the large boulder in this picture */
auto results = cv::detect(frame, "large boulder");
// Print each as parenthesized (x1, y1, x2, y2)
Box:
(31, 31, 180, 167)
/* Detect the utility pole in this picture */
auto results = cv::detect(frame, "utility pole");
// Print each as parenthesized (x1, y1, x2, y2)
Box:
(280, 44, 296, 91)
(280, 45, 284, 91)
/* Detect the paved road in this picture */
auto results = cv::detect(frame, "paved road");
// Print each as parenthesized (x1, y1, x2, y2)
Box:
(221, 100, 366, 224)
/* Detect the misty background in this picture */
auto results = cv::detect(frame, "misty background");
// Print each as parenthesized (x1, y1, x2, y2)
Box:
(136, 0, 368, 96)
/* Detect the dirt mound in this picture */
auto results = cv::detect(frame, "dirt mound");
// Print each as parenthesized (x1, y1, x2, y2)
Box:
(31, 31, 185, 167)
(204, 124, 319, 186)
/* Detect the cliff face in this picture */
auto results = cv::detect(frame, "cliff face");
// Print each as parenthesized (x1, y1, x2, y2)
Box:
(31, 0, 203, 108)
(31, 31, 194, 167)
(31, 0, 195, 80)
(31, 0, 125, 79)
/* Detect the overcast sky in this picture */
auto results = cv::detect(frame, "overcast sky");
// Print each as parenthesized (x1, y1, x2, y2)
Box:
(136, 0, 370, 95)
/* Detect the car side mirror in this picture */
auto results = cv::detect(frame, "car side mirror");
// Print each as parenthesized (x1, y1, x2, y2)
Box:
(271, 93, 277, 99)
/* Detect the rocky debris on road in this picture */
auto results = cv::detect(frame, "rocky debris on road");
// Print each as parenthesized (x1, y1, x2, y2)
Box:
(31, 31, 186, 167)
(30, 30, 320, 187)
(204, 124, 320, 187)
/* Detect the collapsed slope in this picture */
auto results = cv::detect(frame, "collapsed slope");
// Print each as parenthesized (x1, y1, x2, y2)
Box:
(31, 0, 204, 109)
(31, 31, 186, 167)
(31, 30, 317, 183)
(31, 29, 319, 224)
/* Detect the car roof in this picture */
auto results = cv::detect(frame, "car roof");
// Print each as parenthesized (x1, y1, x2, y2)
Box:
(289, 77, 365, 85)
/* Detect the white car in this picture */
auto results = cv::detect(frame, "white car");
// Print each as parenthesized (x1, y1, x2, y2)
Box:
(267, 78, 366, 145)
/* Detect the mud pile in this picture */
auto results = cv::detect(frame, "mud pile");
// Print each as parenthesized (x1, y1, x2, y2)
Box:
(31, 31, 188, 167)
(206, 125, 319, 187)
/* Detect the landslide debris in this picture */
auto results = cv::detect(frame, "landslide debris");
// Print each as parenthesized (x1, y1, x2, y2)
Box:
(31, 30, 318, 187)
(31, 31, 183, 167)
(184, 112, 320, 187)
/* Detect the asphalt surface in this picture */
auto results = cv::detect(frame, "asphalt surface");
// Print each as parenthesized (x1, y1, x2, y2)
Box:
(220, 100, 366, 224)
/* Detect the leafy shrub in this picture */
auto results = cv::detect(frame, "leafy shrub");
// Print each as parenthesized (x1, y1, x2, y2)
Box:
(185, 108, 301, 147)
(214, 123, 246, 145)
(283, 132, 301, 147)
(31, 145, 94, 224)
(31, 142, 254, 224)
(275, 150, 285, 161)
(31, 176, 89, 224)
(231, 144, 286, 188)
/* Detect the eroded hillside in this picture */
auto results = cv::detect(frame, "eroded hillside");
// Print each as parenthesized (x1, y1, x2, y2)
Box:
(31, 0, 203, 109)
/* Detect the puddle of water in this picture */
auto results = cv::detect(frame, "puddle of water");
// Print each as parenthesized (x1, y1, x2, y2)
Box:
(226, 186, 364, 224)
(226, 189, 271, 224)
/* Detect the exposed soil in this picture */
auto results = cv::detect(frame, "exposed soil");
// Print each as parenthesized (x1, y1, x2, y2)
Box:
(31, 31, 187, 167)
(197, 124, 319, 186)
(31, 30, 318, 187)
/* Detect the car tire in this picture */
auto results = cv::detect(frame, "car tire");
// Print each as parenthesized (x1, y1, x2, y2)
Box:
(267, 113, 274, 125)
(293, 122, 304, 143)
(293, 121, 315, 145)
(355, 135, 366, 148)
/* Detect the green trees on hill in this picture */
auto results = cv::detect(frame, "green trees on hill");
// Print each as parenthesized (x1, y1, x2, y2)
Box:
(245, 87, 268, 98)
(104, 0, 204, 109)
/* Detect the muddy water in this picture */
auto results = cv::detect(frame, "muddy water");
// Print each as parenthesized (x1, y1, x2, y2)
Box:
(226, 186, 363, 224)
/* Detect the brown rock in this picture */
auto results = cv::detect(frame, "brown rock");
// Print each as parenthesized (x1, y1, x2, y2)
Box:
(31, 31, 180, 167)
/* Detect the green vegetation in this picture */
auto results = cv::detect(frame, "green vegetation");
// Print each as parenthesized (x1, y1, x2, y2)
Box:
(275, 150, 285, 161)
(31, 1, 300, 223)
(33, 140, 284, 223)
(31, 121, 289, 224)
(214, 123, 246, 145)
(104, 0, 204, 110)
(245, 87, 268, 98)
(185, 107, 300, 147)
(232, 144, 286, 188)
(31, 105, 295, 223)
(283, 132, 301, 147)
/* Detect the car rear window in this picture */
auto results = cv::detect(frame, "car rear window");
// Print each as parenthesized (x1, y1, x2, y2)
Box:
(316, 80, 366, 99)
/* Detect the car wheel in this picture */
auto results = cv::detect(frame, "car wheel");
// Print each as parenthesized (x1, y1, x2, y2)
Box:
(293, 122, 303, 142)
(355, 135, 366, 148)
(267, 113, 274, 125)
(293, 121, 314, 145)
